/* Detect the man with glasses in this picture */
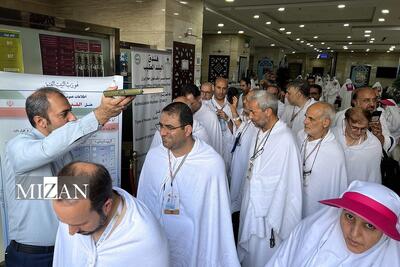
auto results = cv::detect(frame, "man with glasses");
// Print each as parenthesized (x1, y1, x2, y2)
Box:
(238, 90, 302, 267)
(334, 87, 394, 153)
(333, 107, 382, 184)
(200, 82, 213, 101)
(138, 102, 240, 266)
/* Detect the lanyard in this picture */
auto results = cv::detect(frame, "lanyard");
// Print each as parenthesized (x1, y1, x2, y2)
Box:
(231, 120, 251, 153)
(289, 99, 311, 126)
(211, 98, 226, 111)
(95, 198, 123, 247)
(250, 120, 277, 161)
(168, 150, 189, 185)
(300, 134, 325, 182)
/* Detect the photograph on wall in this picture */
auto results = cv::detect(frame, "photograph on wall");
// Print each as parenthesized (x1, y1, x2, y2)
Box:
(350, 65, 371, 88)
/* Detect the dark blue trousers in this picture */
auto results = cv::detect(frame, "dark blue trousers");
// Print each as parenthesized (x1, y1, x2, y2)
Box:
(5, 244, 53, 267)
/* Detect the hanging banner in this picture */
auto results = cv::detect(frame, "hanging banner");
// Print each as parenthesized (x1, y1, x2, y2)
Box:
(131, 48, 172, 170)
(0, 29, 24, 73)
(0, 71, 123, 185)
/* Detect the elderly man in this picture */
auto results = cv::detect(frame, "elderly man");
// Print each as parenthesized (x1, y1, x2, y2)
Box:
(265, 181, 400, 267)
(334, 87, 395, 153)
(200, 82, 213, 101)
(52, 161, 169, 266)
(333, 107, 382, 184)
(238, 90, 302, 267)
(179, 83, 224, 155)
(1, 86, 133, 266)
(297, 102, 348, 217)
(138, 102, 239, 266)
(281, 80, 317, 135)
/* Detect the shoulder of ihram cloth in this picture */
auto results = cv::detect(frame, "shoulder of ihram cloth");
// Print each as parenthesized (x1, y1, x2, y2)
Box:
(190, 138, 226, 177)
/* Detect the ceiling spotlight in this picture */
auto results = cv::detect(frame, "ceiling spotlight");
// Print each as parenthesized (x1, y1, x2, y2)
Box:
(286, 31, 292, 35)
(253, 15, 260, 19)
(279, 27, 285, 31)
(179, 1, 188, 4)
(338, 4, 346, 8)
(238, 30, 244, 34)
(381, 9, 389, 14)
(351, 50, 354, 53)
(173, 12, 179, 16)
(387, 50, 391, 53)
(369, 40, 374, 43)
(225, 0, 234, 2)
(365, 30, 372, 33)
(292, 51, 296, 54)
(366, 48, 370, 52)
(296, 38, 300, 41)
(327, 47, 331, 49)
(310, 44, 314, 47)
(348, 42, 352, 44)
(278, 7, 285, 11)
(218, 23, 224, 27)
(389, 47, 394, 51)
(217, 31, 221, 34)
(300, 40, 305, 43)
(371, 38, 375, 41)
(321, 42, 325, 45)
(344, 23, 349, 27)
(270, 43, 276, 46)
(266, 21, 272, 25)
(299, 24, 305, 28)
(307, 42, 311, 45)
(378, 18, 385, 22)
(343, 45, 348, 49)
(364, 34, 370, 37)
(313, 36, 318, 39)
(331, 50, 334, 52)
(390, 46, 395, 49)
(347, 36, 352, 39)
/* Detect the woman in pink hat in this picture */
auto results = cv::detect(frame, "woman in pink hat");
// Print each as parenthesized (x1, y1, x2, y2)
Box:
(265, 180, 400, 267)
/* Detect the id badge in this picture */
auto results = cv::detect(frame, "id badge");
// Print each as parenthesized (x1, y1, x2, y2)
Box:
(163, 182, 180, 215)
(246, 160, 254, 180)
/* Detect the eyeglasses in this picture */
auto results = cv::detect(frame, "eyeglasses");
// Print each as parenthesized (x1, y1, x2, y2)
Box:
(155, 123, 185, 131)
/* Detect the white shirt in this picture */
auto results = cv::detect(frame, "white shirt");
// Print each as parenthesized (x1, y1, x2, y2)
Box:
(53, 187, 169, 267)
(297, 130, 348, 218)
(138, 138, 240, 267)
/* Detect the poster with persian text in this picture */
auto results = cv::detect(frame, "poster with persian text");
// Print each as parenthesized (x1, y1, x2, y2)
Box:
(131, 48, 172, 170)
(0, 29, 24, 73)
(0, 71, 123, 186)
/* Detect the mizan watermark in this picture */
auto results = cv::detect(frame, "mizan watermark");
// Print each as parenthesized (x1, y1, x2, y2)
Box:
(15, 176, 90, 200)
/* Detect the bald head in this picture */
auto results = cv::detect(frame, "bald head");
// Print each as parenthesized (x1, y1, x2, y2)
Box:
(304, 102, 335, 140)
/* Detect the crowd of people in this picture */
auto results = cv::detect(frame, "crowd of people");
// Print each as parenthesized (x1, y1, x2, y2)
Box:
(1, 72, 400, 267)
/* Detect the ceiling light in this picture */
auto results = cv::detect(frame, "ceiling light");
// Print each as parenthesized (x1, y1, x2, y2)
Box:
(321, 42, 325, 45)
(296, 38, 300, 41)
(310, 44, 314, 47)
(378, 18, 385, 22)
(366, 48, 370, 52)
(347, 36, 352, 39)
(279, 27, 285, 31)
(238, 30, 244, 34)
(351, 50, 354, 53)
(313, 36, 318, 39)
(364, 34, 370, 37)
(381, 9, 389, 14)
(300, 40, 305, 43)
(307, 42, 311, 45)
(292, 51, 296, 54)
(299, 24, 305, 28)
(327, 47, 331, 49)
(390, 46, 395, 49)
(369, 40, 374, 43)
(270, 43, 275, 47)
(173, 12, 179, 16)
(253, 15, 260, 19)
(278, 7, 285, 11)
(286, 31, 292, 35)
(217, 31, 221, 34)
(179, 1, 188, 4)
(161, 8, 165, 12)
(371, 38, 375, 40)
(343, 46, 348, 49)
(344, 23, 349, 27)
(389, 47, 394, 51)
(348, 42, 352, 44)
(338, 4, 346, 8)
(225, 0, 234, 2)
(387, 50, 391, 53)
(331, 50, 334, 52)
(218, 23, 224, 27)
(266, 21, 271, 25)
(365, 30, 372, 33)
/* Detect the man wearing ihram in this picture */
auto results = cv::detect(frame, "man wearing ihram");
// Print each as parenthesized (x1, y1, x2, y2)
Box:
(52, 161, 169, 267)
(1, 86, 133, 267)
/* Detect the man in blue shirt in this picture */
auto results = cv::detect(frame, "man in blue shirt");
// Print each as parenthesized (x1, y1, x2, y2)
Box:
(1, 86, 133, 267)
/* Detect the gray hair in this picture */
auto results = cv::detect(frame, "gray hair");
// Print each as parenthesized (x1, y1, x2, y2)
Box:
(25, 87, 65, 127)
(310, 102, 336, 124)
(247, 90, 278, 115)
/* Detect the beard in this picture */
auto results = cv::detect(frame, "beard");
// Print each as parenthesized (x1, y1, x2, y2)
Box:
(78, 211, 107, 236)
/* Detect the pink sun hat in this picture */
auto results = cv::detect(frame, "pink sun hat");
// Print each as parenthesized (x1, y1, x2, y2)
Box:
(319, 180, 400, 241)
